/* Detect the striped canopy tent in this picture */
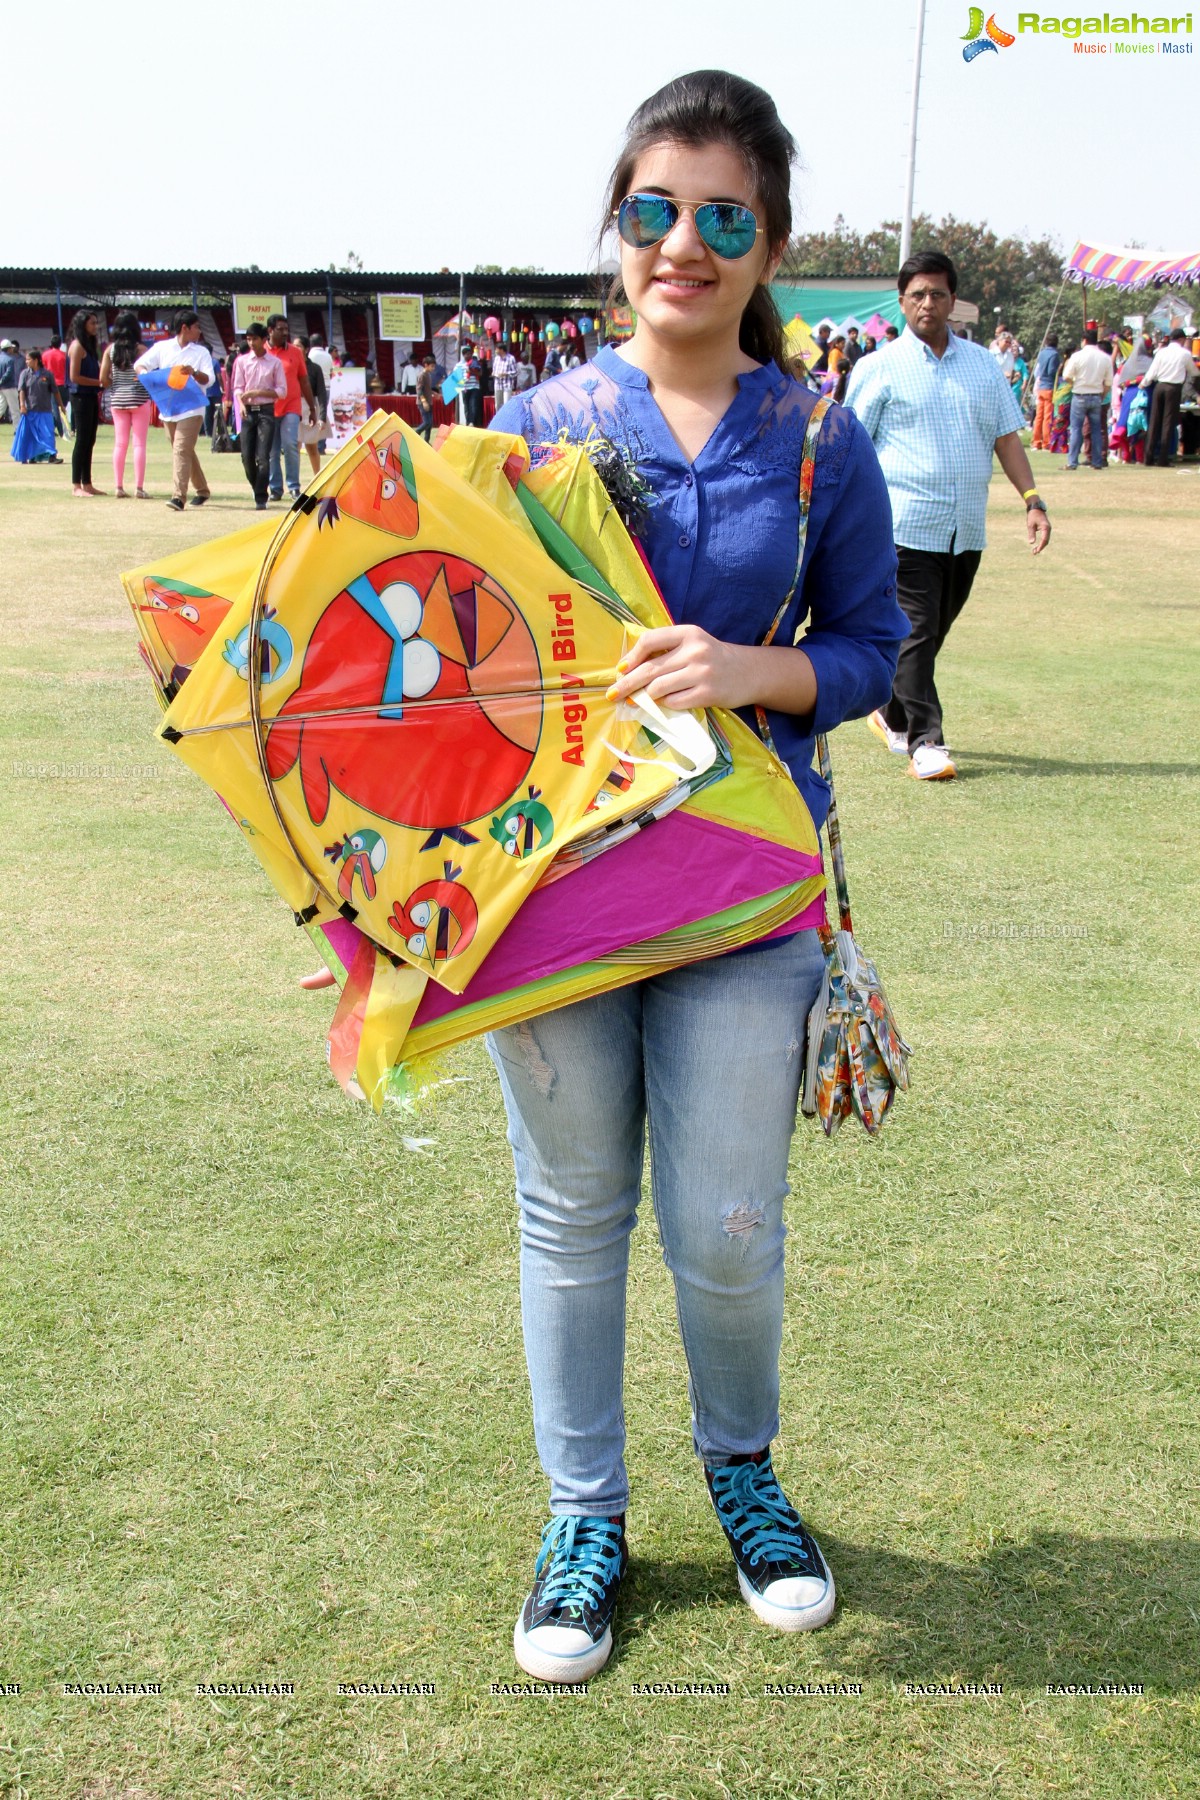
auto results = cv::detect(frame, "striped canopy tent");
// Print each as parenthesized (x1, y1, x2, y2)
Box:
(1065, 241, 1200, 290)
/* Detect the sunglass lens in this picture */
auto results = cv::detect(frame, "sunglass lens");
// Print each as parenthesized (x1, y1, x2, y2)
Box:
(697, 204, 758, 259)
(617, 195, 677, 248)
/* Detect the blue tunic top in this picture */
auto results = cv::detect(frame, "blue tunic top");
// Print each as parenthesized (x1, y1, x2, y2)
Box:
(492, 346, 906, 830)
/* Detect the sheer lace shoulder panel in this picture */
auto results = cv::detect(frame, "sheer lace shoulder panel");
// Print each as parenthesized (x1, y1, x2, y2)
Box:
(728, 380, 856, 489)
(511, 366, 654, 463)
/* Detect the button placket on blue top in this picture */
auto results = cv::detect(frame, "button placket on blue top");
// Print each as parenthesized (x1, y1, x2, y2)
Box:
(593, 349, 790, 623)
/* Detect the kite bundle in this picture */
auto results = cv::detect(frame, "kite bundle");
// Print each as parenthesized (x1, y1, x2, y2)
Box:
(123, 415, 826, 1110)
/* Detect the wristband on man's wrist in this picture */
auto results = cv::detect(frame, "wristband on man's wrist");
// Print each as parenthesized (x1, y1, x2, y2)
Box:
(1026, 496, 1048, 513)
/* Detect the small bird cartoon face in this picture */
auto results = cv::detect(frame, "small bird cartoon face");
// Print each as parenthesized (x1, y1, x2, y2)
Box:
(488, 787, 554, 859)
(138, 578, 231, 680)
(325, 827, 388, 903)
(222, 615, 294, 685)
(387, 862, 479, 965)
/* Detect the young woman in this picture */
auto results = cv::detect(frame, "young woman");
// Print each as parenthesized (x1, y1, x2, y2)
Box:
(100, 310, 153, 497)
(68, 309, 105, 495)
(11, 350, 61, 464)
(489, 70, 906, 1682)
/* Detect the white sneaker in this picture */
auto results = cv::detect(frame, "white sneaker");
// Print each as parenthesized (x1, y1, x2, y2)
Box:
(513, 1515, 627, 1683)
(866, 709, 908, 755)
(908, 744, 957, 781)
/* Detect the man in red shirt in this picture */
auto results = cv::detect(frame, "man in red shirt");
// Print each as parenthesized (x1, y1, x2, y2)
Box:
(41, 334, 68, 439)
(265, 313, 316, 501)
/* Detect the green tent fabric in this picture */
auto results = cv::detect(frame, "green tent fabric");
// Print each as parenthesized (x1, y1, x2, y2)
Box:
(771, 282, 904, 330)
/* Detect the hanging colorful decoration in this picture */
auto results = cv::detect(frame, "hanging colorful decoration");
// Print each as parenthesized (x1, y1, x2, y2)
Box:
(604, 305, 635, 341)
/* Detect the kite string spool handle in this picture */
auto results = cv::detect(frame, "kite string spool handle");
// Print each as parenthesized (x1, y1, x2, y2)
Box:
(622, 687, 717, 777)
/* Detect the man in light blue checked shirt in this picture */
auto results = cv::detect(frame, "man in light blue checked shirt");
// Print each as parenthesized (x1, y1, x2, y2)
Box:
(845, 251, 1051, 781)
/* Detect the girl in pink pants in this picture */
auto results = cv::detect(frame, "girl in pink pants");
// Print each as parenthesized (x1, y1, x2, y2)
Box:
(100, 309, 154, 497)
(112, 399, 153, 495)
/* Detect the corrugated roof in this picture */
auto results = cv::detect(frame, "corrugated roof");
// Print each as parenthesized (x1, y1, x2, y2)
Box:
(0, 267, 606, 304)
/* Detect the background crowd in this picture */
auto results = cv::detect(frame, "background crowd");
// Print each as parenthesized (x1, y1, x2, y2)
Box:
(0, 308, 341, 508)
(780, 313, 1199, 470)
(986, 317, 1198, 469)
(3, 298, 1197, 511)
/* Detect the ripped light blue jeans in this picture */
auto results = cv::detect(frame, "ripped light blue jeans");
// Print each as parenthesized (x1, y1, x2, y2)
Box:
(487, 929, 826, 1517)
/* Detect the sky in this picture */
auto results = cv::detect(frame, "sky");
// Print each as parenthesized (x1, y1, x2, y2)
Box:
(12, 0, 1197, 279)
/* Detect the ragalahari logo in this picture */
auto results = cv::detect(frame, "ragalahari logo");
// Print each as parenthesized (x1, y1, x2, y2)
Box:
(962, 8, 1017, 56)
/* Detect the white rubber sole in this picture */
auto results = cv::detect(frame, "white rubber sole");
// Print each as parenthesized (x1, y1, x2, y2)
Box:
(513, 1617, 614, 1683)
(737, 1557, 837, 1632)
(867, 711, 908, 755)
(907, 755, 957, 781)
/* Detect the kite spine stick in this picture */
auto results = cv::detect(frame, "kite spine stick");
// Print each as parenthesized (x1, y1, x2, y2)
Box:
(244, 490, 344, 914)
(162, 683, 628, 738)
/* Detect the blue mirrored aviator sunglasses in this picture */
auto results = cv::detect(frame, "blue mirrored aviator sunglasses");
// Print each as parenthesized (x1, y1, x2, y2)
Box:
(615, 193, 764, 261)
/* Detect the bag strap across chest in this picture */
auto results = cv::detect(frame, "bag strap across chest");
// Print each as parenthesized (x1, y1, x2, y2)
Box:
(753, 394, 853, 938)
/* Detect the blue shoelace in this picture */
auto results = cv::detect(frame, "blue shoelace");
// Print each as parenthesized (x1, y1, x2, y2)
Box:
(710, 1457, 820, 1572)
(534, 1516, 625, 1612)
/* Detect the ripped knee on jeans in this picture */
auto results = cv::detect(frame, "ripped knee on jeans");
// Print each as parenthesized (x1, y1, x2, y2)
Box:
(721, 1199, 765, 1241)
(512, 1020, 556, 1099)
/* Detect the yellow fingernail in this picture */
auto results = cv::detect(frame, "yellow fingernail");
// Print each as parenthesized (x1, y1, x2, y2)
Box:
(616, 659, 630, 673)
(605, 685, 619, 701)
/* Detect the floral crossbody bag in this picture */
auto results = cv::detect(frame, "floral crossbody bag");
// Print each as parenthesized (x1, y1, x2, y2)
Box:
(753, 396, 911, 1136)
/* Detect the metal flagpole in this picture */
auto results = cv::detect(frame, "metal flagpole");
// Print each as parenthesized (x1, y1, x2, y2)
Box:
(899, 0, 928, 269)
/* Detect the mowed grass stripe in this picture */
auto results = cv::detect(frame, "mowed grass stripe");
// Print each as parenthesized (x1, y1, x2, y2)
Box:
(1, 431, 1197, 1797)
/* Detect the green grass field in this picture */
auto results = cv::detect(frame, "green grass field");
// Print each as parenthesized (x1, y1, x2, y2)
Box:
(2, 427, 1198, 1799)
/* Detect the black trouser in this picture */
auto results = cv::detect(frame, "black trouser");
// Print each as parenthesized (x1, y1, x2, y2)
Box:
(239, 405, 276, 504)
(415, 400, 434, 442)
(883, 543, 983, 751)
(463, 388, 483, 428)
(1144, 382, 1182, 466)
(71, 391, 99, 485)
